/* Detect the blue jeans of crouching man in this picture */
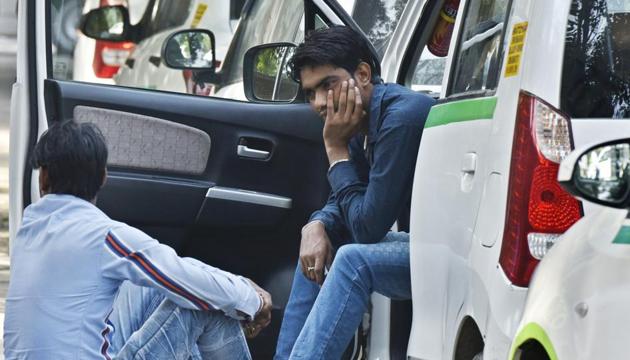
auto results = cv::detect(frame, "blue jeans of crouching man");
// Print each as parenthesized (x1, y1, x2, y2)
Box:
(276, 231, 411, 360)
(108, 282, 251, 359)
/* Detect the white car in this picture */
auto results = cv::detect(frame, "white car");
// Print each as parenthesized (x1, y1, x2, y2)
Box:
(113, 0, 241, 94)
(510, 137, 630, 359)
(377, 0, 630, 358)
(72, 0, 149, 85)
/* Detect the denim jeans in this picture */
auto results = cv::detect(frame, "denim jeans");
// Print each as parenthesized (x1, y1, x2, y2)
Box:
(275, 232, 411, 360)
(108, 281, 251, 359)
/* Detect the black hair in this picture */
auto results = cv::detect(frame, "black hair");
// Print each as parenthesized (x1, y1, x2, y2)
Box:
(288, 26, 380, 83)
(31, 121, 108, 201)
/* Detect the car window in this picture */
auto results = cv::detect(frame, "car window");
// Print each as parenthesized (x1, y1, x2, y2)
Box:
(561, 0, 630, 119)
(143, 0, 193, 39)
(405, 0, 462, 97)
(449, 0, 510, 96)
(351, 0, 410, 57)
(219, 0, 304, 88)
(408, 48, 447, 96)
(49, 0, 306, 102)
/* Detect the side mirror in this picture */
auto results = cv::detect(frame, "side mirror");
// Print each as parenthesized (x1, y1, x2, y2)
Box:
(559, 138, 630, 208)
(162, 30, 216, 71)
(80, 5, 131, 42)
(243, 43, 299, 103)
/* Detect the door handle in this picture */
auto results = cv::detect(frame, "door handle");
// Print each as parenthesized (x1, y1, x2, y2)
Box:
(237, 145, 270, 159)
(461, 152, 477, 174)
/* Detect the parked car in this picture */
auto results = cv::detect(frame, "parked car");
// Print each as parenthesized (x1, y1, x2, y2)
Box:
(396, 0, 630, 359)
(12, 0, 416, 358)
(113, 0, 244, 93)
(85, 0, 416, 101)
(510, 137, 630, 359)
(73, 0, 149, 85)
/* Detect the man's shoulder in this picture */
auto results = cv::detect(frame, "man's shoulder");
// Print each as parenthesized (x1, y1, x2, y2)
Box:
(381, 83, 435, 107)
(379, 83, 436, 127)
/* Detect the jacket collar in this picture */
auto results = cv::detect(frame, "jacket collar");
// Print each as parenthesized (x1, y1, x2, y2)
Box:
(367, 83, 386, 145)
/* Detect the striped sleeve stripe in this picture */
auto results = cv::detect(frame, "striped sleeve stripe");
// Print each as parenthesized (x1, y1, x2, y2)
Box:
(105, 231, 212, 311)
(100, 309, 113, 360)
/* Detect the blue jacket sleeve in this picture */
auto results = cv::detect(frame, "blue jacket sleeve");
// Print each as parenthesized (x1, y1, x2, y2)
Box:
(307, 136, 365, 245)
(308, 192, 347, 245)
(327, 111, 424, 244)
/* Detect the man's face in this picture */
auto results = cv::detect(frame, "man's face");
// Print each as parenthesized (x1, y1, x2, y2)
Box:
(300, 65, 354, 120)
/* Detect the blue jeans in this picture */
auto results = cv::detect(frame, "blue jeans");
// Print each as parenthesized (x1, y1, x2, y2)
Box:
(275, 232, 411, 360)
(108, 282, 251, 359)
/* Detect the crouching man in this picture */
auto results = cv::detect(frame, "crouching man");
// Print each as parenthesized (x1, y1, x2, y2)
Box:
(4, 121, 271, 359)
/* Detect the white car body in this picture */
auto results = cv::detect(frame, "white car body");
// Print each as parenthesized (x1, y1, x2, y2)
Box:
(513, 210, 630, 359)
(509, 138, 630, 359)
(73, 0, 149, 85)
(381, 0, 630, 359)
(115, 0, 237, 93)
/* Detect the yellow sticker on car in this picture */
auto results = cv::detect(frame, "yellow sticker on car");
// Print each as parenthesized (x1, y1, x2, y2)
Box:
(192, 3, 208, 28)
(505, 22, 528, 78)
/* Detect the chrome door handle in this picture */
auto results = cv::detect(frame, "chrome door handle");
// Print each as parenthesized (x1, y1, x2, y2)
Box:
(237, 145, 270, 159)
(461, 152, 477, 174)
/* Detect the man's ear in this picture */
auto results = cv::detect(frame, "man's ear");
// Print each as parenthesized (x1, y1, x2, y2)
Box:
(39, 167, 50, 197)
(354, 62, 372, 87)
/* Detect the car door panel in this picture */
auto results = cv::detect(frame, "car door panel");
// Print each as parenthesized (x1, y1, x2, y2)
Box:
(44, 78, 329, 357)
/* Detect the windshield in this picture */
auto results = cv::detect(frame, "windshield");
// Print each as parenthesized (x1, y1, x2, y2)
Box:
(561, 0, 630, 118)
(220, 0, 303, 87)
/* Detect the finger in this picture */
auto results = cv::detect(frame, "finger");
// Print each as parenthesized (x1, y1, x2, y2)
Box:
(302, 259, 316, 282)
(326, 90, 334, 121)
(314, 256, 325, 285)
(345, 81, 355, 120)
(299, 258, 308, 278)
(301, 258, 315, 281)
(338, 81, 348, 115)
(352, 86, 363, 122)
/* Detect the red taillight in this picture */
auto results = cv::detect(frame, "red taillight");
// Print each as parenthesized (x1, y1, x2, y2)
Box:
(93, 41, 134, 78)
(499, 91, 582, 287)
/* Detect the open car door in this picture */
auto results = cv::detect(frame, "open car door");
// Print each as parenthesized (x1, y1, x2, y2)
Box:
(11, 0, 379, 357)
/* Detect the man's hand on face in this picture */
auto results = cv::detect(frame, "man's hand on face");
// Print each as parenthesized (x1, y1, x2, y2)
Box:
(243, 279, 273, 338)
(299, 221, 333, 285)
(323, 78, 364, 163)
